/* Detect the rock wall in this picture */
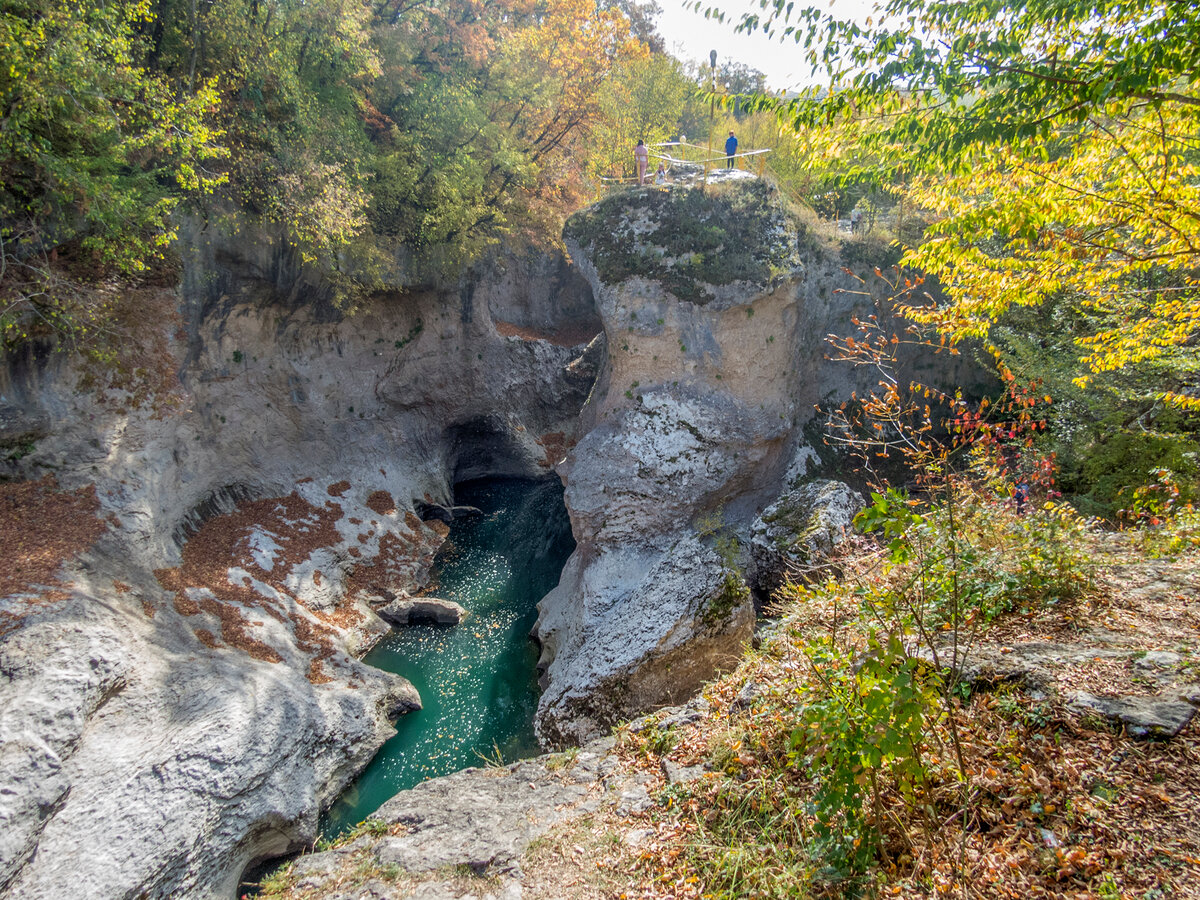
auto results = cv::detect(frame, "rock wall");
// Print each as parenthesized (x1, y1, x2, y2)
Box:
(0, 183, 988, 896)
(0, 224, 601, 898)
(532, 181, 982, 745)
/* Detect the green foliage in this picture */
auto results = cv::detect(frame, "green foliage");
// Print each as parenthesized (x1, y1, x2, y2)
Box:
(702, 569, 750, 629)
(695, 505, 751, 627)
(591, 51, 691, 180)
(756, 483, 1090, 882)
(1123, 468, 1200, 557)
(349, 818, 389, 839)
(255, 861, 295, 896)
(2, 0, 647, 352)
(857, 485, 1093, 627)
(544, 747, 579, 771)
(625, 720, 677, 759)
(790, 632, 937, 878)
(683, 774, 814, 898)
(991, 684, 1053, 730)
(722, 0, 1200, 493)
(1077, 435, 1200, 521)
(474, 740, 507, 769)
(988, 297, 1200, 517)
(729, 0, 1200, 170)
(856, 488, 924, 564)
(0, 0, 224, 350)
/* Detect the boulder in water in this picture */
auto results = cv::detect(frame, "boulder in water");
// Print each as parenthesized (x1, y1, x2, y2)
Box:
(379, 597, 467, 626)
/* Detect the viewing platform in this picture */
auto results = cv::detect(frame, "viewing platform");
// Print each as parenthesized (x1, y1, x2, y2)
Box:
(601, 140, 771, 189)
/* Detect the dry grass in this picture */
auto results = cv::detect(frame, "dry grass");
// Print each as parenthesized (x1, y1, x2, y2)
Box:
(613, 530, 1200, 900)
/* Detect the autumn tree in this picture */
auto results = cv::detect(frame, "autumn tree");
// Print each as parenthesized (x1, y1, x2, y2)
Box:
(725, 0, 1200, 409)
(710, 0, 1200, 508)
(2, 0, 648, 340)
(0, 0, 224, 349)
(591, 50, 691, 180)
(364, 0, 640, 270)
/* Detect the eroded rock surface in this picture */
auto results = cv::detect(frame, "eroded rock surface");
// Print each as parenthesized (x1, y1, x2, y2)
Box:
(282, 735, 620, 891)
(379, 597, 467, 626)
(0, 590, 419, 899)
(0, 236, 600, 898)
(749, 478, 866, 597)
(534, 182, 896, 745)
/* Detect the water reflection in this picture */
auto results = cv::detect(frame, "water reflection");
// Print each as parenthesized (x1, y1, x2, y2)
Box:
(319, 477, 574, 838)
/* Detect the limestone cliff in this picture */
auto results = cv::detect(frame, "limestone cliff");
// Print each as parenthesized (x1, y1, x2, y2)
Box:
(0, 225, 600, 899)
(0, 183, 984, 898)
(533, 181, 945, 744)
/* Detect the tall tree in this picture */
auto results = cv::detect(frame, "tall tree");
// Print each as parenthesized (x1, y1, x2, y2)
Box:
(1, 0, 223, 349)
(716, 0, 1200, 412)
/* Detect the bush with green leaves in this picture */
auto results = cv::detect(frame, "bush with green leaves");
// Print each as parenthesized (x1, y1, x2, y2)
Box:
(789, 632, 938, 879)
(857, 485, 1093, 631)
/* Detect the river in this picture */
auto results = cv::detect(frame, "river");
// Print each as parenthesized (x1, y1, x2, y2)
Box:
(319, 477, 575, 838)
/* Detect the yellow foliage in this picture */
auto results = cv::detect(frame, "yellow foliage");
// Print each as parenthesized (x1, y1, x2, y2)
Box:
(901, 101, 1200, 409)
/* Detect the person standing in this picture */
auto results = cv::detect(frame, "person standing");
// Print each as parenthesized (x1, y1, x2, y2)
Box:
(635, 140, 649, 185)
(724, 131, 738, 169)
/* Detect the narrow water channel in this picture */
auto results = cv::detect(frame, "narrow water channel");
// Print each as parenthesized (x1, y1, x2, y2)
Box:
(319, 477, 575, 838)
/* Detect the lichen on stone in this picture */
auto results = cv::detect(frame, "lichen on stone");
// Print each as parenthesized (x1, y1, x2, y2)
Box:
(564, 181, 800, 305)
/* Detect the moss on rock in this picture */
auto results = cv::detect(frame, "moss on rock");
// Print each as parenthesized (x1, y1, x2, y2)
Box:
(565, 181, 799, 305)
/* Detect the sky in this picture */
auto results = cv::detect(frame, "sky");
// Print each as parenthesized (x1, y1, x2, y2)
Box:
(654, 0, 879, 92)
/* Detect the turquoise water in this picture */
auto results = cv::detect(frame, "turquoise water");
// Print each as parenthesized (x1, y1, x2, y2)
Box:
(319, 477, 574, 838)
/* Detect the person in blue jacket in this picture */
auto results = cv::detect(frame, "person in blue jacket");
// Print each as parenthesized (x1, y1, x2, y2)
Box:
(724, 131, 738, 169)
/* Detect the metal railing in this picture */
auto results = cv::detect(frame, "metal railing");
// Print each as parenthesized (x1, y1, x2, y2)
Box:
(595, 141, 774, 194)
(651, 141, 771, 181)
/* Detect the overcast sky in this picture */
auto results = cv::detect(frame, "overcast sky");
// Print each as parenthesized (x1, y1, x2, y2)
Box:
(654, 0, 880, 92)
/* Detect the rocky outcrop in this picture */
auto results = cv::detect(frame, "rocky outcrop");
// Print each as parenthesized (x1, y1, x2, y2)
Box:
(0, 229, 601, 898)
(536, 535, 756, 745)
(919, 605, 1200, 741)
(252, 695, 715, 898)
(378, 597, 467, 626)
(534, 182, 896, 745)
(749, 479, 866, 597)
(1068, 692, 1196, 739)
(0, 585, 420, 899)
(268, 735, 622, 897)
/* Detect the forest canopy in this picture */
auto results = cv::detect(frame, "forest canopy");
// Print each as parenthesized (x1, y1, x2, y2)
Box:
(0, 0, 680, 346)
(714, 0, 1200, 512)
(725, 0, 1200, 408)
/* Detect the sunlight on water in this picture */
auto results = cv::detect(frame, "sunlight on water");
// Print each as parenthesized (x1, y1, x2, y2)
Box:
(319, 477, 574, 838)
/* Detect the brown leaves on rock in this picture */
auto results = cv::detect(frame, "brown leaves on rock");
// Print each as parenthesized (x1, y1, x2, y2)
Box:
(365, 490, 397, 515)
(153, 488, 447, 682)
(0, 475, 106, 611)
(613, 534, 1200, 900)
(536, 431, 573, 469)
(155, 492, 347, 672)
(494, 319, 601, 347)
(345, 530, 443, 603)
